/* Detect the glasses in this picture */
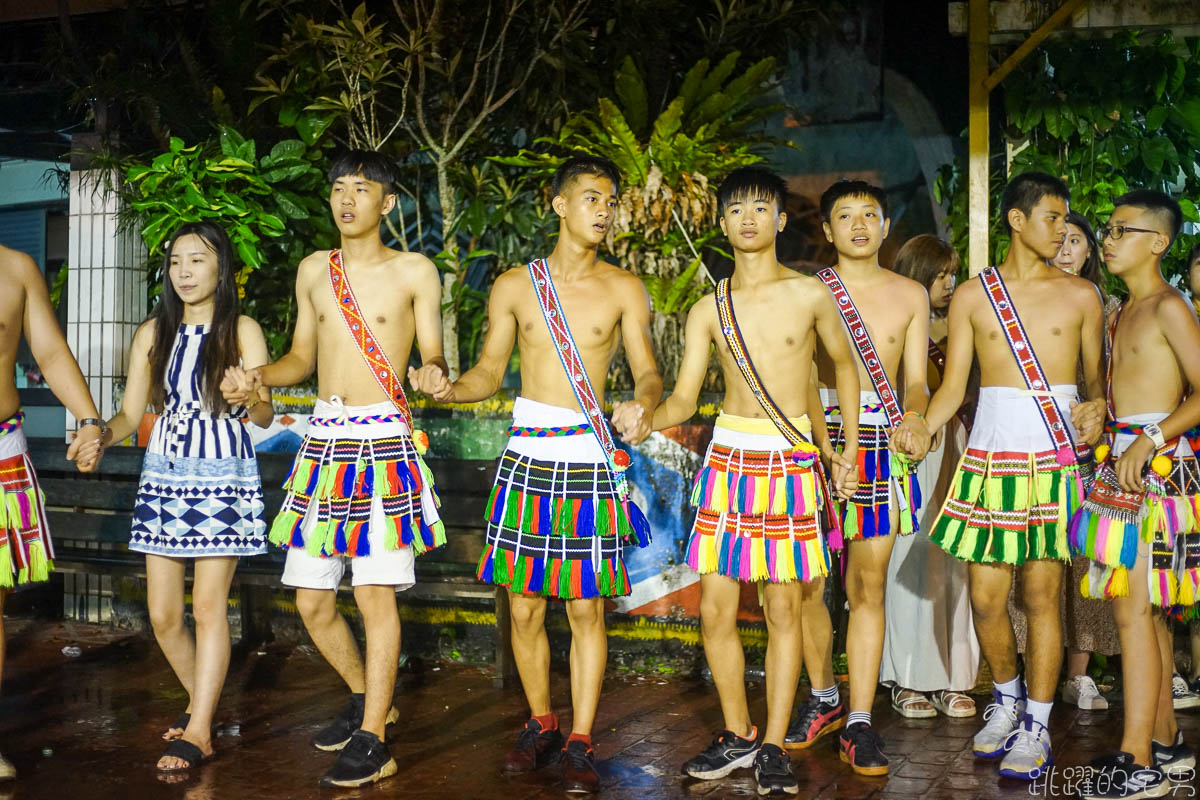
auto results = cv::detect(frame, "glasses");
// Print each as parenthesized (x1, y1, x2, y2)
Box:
(1099, 225, 1161, 240)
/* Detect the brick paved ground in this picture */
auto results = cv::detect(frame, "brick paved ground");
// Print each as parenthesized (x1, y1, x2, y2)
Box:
(0, 618, 1196, 799)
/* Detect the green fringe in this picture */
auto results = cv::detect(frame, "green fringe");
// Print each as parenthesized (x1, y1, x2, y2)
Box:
(0, 543, 10, 589)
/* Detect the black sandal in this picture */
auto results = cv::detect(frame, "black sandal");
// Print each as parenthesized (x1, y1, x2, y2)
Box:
(163, 712, 190, 741)
(156, 739, 213, 772)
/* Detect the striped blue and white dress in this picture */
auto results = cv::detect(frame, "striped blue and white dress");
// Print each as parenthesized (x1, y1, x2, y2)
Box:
(130, 324, 267, 557)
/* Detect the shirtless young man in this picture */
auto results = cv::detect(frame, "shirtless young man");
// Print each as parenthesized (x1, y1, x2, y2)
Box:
(902, 171, 1106, 781)
(782, 179, 931, 777)
(223, 150, 447, 788)
(1071, 191, 1200, 799)
(410, 155, 661, 794)
(0, 244, 103, 779)
(650, 166, 860, 796)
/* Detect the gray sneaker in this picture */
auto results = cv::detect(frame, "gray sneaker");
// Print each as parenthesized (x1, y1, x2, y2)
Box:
(1151, 730, 1196, 781)
(1171, 674, 1200, 710)
(997, 716, 1053, 781)
(973, 690, 1025, 759)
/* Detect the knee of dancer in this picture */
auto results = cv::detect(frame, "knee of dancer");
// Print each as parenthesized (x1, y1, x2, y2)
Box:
(700, 597, 739, 635)
(148, 604, 185, 635)
(295, 588, 338, 624)
(846, 567, 887, 610)
(509, 596, 547, 631)
(565, 598, 605, 630)
(763, 593, 801, 632)
(190, 597, 230, 629)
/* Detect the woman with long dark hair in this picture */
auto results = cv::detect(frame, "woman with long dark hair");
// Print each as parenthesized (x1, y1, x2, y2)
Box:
(879, 234, 980, 719)
(100, 221, 273, 770)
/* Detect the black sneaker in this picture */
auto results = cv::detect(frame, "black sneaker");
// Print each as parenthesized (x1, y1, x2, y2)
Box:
(561, 739, 600, 794)
(682, 729, 759, 780)
(503, 719, 565, 773)
(838, 722, 889, 777)
(753, 743, 798, 796)
(1080, 751, 1168, 799)
(313, 694, 400, 751)
(318, 730, 398, 788)
(1151, 731, 1196, 780)
(783, 698, 845, 750)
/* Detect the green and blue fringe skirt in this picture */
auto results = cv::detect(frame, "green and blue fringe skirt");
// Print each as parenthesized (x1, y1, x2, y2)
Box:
(476, 398, 649, 600)
(268, 399, 445, 559)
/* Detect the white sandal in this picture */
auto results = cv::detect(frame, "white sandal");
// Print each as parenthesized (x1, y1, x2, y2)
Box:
(890, 686, 936, 718)
(930, 689, 976, 718)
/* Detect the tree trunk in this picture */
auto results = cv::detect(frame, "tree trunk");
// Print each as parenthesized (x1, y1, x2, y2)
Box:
(436, 162, 460, 377)
(651, 310, 687, 391)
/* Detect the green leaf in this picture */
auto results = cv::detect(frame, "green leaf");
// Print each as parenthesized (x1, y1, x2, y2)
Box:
(1140, 136, 1172, 173)
(275, 190, 310, 220)
(235, 238, 262, 270)
(1146, 105, 1168, 131)
(219, 126, 246, 158)
(596, 98, 647, 183)
(235, 139, 256, 163)
(183, 183, 215, 210)
(269, 139, 307, 163)
(613, 56, 649, 136)
(258, 212, 286, 231)
(296, 112, 334, 146)
(150, 151, 176, 171)
(677, 57, 710, 113)
(697, 51, 740, 106)
(1180, 198, 1199, 223)
(277, 100, 300, 127)
(169, 136, 185, 153)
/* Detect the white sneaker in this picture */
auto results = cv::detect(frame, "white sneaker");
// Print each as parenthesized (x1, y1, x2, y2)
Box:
(998, 716, 1053, 780)
(0, 750, 14, 780)
(973, 691, 1025, 759)
(1171, 674, 1200, 710)
(1063, 675, 1109, 710)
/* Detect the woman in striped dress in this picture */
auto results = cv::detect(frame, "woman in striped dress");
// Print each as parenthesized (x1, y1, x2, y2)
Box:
(99, 222, 273, 771)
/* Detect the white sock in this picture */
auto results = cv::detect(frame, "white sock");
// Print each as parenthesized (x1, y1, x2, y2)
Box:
(847, 711, 871, 728)
(1026, 698, 1052, 729)
(813, 684, 839, 706)
(994, 677, 1022, 705)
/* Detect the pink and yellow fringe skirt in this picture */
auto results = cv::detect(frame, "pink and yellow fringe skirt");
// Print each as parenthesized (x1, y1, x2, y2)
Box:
(686, 413, 830, 584)
(1070, 422, 1200, 618)
(0, 411, 53, 587)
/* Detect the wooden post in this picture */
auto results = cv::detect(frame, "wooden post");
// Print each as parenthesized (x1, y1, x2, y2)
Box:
(967, 0, 991, 277)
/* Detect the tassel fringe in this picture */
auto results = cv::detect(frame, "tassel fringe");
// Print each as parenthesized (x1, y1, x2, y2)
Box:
(476, 543, 631, 599)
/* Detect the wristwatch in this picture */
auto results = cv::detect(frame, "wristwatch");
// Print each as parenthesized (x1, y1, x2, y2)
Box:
(1142, 422, 1166, 450)
(77, 417, 108, 436)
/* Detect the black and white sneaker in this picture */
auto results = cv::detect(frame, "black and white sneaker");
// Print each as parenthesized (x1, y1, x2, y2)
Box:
(681, 728, 759, 780)
(313, 694, 400, 751)
(1080, 751, 1169, 800)
(753, 743, 798, 796)
(319, 730, 398, 788)
(1151, 731, 1196, 780)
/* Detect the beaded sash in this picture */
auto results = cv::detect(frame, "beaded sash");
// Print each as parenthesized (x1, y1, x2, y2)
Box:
(816, 268, 904, 428)
(327, 249, 415, 431)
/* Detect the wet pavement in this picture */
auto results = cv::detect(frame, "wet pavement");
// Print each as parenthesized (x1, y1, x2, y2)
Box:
(0, 618, 1197, 799)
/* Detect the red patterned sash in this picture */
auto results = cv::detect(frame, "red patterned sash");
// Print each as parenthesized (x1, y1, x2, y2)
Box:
(979, 266, 1080, 466)
(817, 268, 904, 428)
(327, 249, 415, 431)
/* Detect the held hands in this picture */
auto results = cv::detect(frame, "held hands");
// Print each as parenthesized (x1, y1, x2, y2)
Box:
(611, 400, 652, 445)
(1070, 399, 1106, 446)
(407, 364, 455, 402)
(890, 416, 932, 462)
(67, 425, 103, 473)
(823, 445, 859, 500)
(221, 367, 262, 407)
(1115, 434, 1154, 493)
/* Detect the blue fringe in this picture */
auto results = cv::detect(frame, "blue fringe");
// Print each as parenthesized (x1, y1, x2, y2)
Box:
(627, 501, 652, 547)
(577, 500, 595, 538)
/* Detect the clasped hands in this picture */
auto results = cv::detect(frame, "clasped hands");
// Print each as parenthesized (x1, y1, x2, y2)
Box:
(66, 424, 103, 473)
(221, 367, 263, 406)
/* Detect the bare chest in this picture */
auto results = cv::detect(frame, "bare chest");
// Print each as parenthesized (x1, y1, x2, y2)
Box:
(518, 293, 621, 353)
(314, 282, 412, 338)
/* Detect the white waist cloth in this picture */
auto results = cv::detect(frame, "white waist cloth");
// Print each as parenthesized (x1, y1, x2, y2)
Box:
(507, 397, 607, 462)
(1112, 412, 1194, 457)
(0, 425, 28, 459)
(820, 388, 889, 427)
(967, 384, 1079, 452)
(306, 396, 412, 439)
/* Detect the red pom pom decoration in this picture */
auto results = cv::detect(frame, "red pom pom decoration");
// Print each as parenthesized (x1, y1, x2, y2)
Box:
(613, 450, 631, 471)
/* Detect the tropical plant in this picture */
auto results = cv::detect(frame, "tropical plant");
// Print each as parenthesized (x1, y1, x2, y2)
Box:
(935, 31, 1200, 288)
(122, 127, 336, 354)
(496, 52, 781, 384)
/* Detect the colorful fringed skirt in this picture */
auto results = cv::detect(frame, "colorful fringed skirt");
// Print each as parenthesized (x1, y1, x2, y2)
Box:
(131, 401, 267, 558)
(686, 412, 830, 583)
(1070, 414, 1200, 617)
(476, 397, 649, 600)
(930, 385, 1083, 565)
(0, 411, 52, 587)
(269, 397, 444, 558)
(822, 389, 920, 541)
